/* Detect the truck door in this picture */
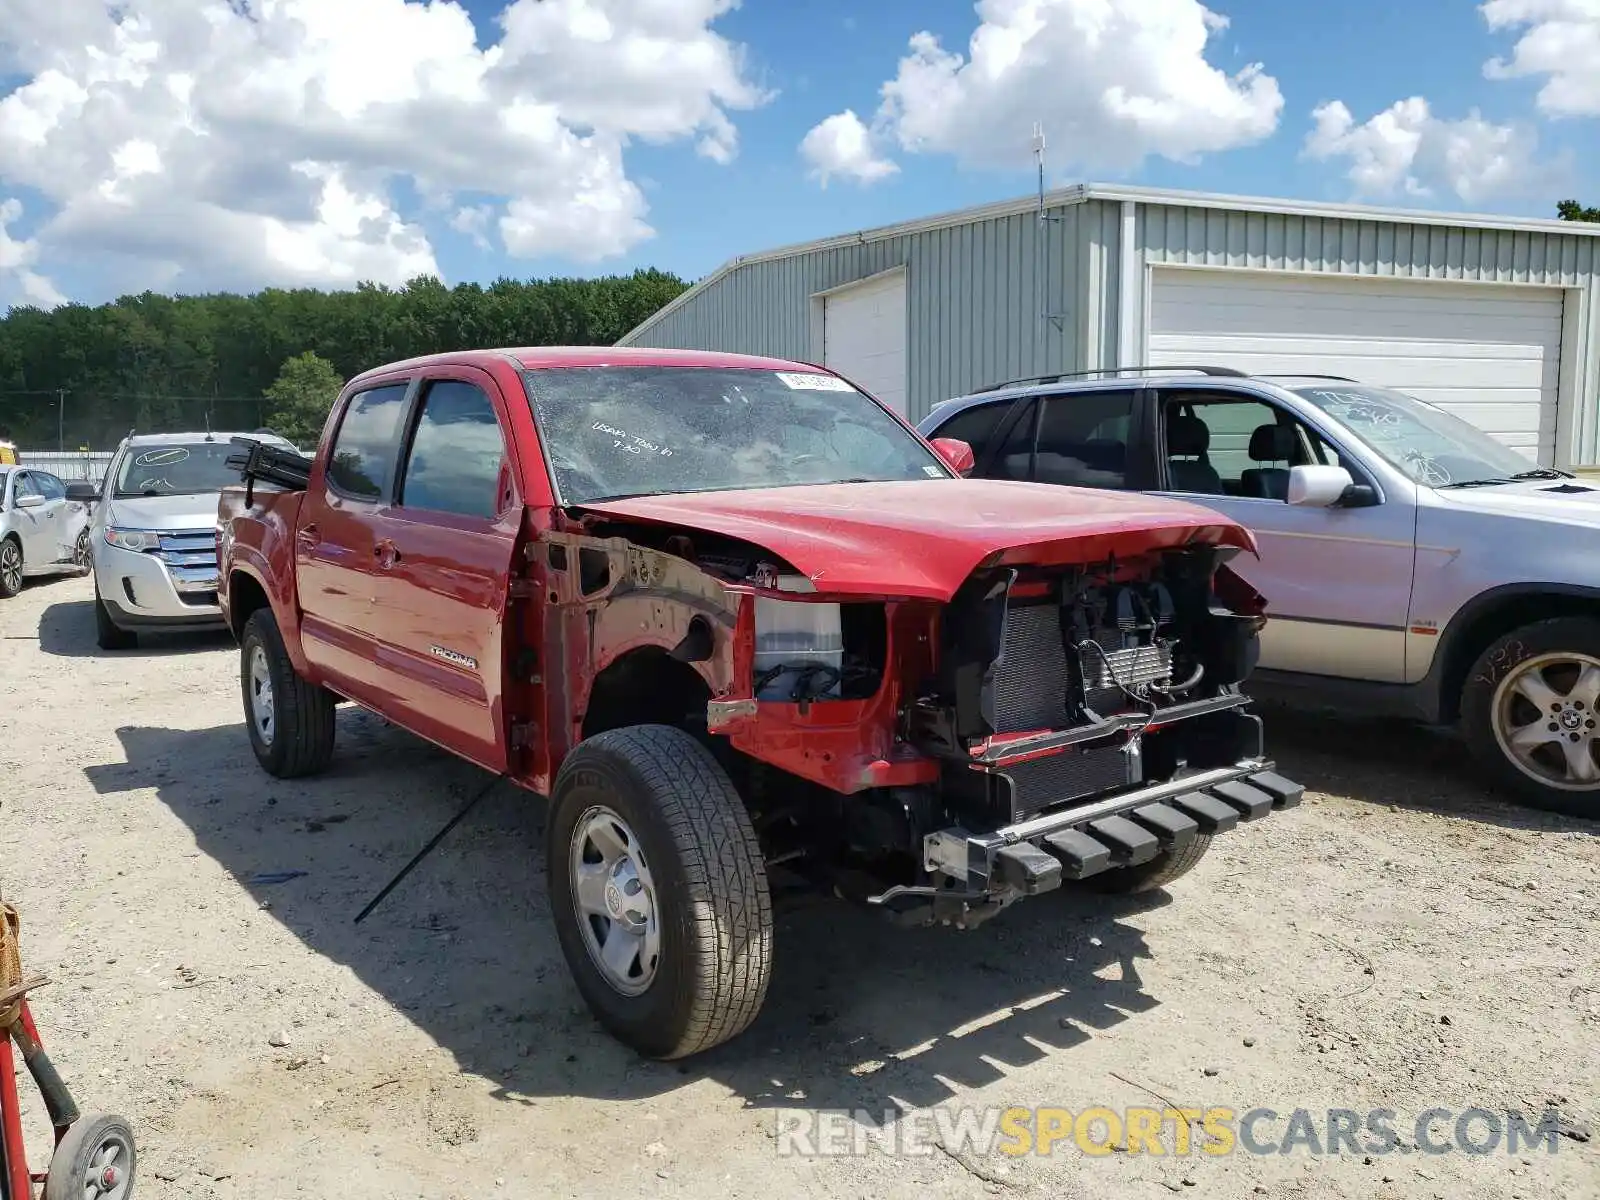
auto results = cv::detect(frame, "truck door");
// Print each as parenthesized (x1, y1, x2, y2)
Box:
(365, 372, 524, 772)
(294, 380, 414, 702)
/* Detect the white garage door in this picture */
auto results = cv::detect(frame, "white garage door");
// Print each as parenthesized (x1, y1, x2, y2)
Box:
(822, 271, 907, 415)
(1148, 269, 1565, 462)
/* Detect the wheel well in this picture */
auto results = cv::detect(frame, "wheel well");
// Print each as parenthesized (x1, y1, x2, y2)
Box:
(1438, 592, 1600, 723)
(582, 648, 713, 742)
(228, 570, 271, 638)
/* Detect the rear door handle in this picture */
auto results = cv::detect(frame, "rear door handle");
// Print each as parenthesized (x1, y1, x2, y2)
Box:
(374, 539, 400, 568)
(295, 525, 318, 550)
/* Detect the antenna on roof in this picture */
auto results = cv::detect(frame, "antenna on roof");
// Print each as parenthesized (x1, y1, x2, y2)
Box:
(1031, 122, 1047, 217)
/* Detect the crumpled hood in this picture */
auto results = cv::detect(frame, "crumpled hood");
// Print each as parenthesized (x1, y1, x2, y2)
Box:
(579, 478, 1255, 600)
(107, 492, 221, 533)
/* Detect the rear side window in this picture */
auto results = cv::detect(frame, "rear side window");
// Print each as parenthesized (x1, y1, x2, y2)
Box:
(326, 384, 411, 500)
(399, 381, 507, 520)
(931, 401, 1009, 456)
(1031, 390, 1136, 488)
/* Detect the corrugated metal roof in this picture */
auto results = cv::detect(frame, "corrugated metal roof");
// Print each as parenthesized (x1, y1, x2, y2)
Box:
(621, 182, 1600, 346)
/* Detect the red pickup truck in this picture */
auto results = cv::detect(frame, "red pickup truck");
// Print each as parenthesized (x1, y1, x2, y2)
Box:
(216, 346, 1301, 1060)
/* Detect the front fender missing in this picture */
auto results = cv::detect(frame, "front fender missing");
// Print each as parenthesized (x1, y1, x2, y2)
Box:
(540, 530, 743, 700)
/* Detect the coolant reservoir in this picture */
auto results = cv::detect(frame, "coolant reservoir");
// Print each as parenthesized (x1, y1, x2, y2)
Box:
(753, 575, 843, 700)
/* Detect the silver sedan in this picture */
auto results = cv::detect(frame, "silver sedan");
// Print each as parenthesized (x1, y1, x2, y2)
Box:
(0, 467, 93, 599)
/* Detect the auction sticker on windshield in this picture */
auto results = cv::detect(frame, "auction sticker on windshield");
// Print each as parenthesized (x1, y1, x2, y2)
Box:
(775, 372, 855, 392)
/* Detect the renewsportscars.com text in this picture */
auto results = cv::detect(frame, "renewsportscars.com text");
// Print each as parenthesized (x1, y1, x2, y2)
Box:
(775, 1105, 1568, 1159)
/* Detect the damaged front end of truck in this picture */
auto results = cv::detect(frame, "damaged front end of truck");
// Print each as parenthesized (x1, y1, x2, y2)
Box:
(538, 491, 1303, 931)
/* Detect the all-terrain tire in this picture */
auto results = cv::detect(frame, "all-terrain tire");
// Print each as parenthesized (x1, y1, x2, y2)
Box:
(93, 580, 137, 649)
(1082, 832, 1215, 895)
(546, 724, 773, 1060)
(240, 607, 336, 778)
(1461, 617, 1600, 819)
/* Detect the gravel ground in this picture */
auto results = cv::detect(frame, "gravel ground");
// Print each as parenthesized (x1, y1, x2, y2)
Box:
(2, 572, 1597, 1200)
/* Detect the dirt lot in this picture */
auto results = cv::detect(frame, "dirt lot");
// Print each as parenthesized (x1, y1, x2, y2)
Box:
(2, 572, 1597, 1200)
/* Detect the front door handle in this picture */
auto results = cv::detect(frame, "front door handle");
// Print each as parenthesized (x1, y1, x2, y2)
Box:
(295, 524, 318, 551)
(374, 539, 400, 569)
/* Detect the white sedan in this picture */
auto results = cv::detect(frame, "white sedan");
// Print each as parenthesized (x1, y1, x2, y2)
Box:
(0, 466, 93, 599)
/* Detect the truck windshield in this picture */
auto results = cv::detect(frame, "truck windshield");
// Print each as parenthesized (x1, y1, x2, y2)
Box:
(522, 365, 951, 503)
(1289, 383, 1541, 489)
(114, 442, 244, 498)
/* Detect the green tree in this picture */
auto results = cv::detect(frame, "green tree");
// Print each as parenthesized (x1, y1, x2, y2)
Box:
(0, 268, 689, 449)
(1557, 200, 1600, 222)
(263, 351, 344, 447)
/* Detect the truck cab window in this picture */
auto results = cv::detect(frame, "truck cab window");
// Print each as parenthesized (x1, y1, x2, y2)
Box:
(399, 381, 507, 519)
(326, 384, 411, 500)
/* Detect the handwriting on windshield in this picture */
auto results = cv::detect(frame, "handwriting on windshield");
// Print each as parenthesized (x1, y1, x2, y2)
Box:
(592, 421, 674, 457)
(134, 447, 190, 466)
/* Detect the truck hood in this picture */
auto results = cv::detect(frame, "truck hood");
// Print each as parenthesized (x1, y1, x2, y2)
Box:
(106, 492, 221, 532)
(578, 479, 1255, 600)
(1430, 478, 1600, 529)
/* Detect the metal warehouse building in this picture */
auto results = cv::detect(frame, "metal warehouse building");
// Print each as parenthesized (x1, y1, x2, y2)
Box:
(618, 183, 1600, 468)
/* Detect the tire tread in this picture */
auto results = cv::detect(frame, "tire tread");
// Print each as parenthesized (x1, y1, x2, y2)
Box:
(553, 724, 772, 1058)
(242, 609, 336, 778)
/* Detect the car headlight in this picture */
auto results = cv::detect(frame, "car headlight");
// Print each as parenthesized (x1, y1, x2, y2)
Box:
(104, 527, 155, 552)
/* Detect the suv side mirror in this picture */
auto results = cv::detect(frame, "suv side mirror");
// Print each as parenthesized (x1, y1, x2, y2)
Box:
(930, 437, 976, 477)
(1286, 464, 1356, 507)
(65, 481, 100, 503)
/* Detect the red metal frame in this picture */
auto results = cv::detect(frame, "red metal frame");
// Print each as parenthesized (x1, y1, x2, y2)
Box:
(1, 1021, 34, 1200)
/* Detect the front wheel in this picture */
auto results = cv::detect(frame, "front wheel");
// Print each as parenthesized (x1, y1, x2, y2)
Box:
(94, 581, 137, 650)
(1461, 617, 1600, 818)
(240, 608, 336, 778)
(73, 525, 92, 575)
(0, 537, 21, 599)
(43, 1112, 137, 1200)
(1081, 833, 1214, 894)
(546, 724, 773, 1059)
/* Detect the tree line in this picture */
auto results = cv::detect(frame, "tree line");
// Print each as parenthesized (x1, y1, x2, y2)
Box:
(0, 270, 689, 450)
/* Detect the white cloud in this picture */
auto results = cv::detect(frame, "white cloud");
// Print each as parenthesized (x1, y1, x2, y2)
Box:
(0, 198, 65, 310)
(799, 0, 1282, 184)
(1482, 0, 1600, 117)
(1303, 97, 1560, 205)
(799, 111, 899, 187)
(0, 0, 766, 302)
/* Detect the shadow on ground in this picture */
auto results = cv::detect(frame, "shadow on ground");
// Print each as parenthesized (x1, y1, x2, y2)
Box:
(37, 599, 234, 659)
(1261, 701, 1599, 832)
(88, 711, 1173, 1121)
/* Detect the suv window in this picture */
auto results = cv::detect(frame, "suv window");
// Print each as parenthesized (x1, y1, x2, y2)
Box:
(399, 381, 507, 520)
(1031, 390, 1136, 488)
(326, 384, 411, 500)
(931, 400, 1010, 457)
(1161, 394, 1337, 500)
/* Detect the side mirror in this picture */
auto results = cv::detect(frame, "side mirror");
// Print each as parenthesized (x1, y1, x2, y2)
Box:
(1286, 464, 1357, 507)
(930, 437, 976, 477)
(14, 493, 43, 509)
(65, 481, 100, 503)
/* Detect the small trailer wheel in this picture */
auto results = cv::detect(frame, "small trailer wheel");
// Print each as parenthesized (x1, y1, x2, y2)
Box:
(44, 1112, 137, 1200)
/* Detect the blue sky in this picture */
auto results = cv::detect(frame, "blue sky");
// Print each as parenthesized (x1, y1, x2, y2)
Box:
(0, 0, 1594, 308)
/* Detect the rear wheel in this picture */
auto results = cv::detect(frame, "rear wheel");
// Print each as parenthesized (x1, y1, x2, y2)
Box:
(546, 724, 772, 1059)
(93, 581, 137, 649)
(1082, 833, 1214, 894)
(1462, 617, 1600, 818)
(240, 608, 336, 778)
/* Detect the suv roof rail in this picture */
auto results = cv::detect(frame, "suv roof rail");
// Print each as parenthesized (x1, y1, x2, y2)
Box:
(971, 364, 1248, 393)
(1260, 373, 1357, 382)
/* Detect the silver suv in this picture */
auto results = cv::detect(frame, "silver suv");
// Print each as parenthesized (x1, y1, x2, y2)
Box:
(919, 366, 1600, 817)
(68, 430, 296, 649)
